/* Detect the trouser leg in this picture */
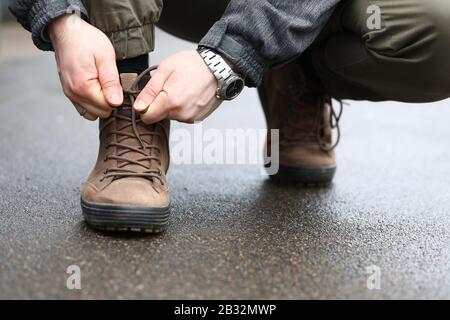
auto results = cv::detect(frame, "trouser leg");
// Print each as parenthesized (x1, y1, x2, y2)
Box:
(85, 0, 450, 103)
(157, 0, 230, 43)
(82, 0, 163, 60)
(311, 0, 450, 102)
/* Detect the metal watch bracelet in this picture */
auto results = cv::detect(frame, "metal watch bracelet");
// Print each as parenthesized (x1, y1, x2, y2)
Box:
(197, 47, 245, 100)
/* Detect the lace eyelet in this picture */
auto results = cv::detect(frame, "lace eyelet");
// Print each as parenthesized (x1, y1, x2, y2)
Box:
(103, 169, 108, 175)
(103, 157, 108, 162)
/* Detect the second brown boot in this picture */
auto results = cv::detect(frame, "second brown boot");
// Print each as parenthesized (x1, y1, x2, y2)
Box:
(81, 70, 171, 233)
(259, 59, 342, 186)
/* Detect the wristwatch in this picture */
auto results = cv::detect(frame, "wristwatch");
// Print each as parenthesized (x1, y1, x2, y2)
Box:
(197, 47, 245, 101)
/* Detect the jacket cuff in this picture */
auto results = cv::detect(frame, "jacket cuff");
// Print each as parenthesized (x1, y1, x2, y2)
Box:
(199, 21, 269, 88)
(29, 0, 89, 51)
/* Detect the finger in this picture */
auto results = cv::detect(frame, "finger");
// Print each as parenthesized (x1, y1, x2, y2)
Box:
(140, 91, 170, 124)
(71, 101, 98, 121)
(72, 101, 86, 116)
(68, 76, 112, 112)
(134, 66, 169, 112)
(83, 110, 99, 121)
(84, 78, 114, 111)
(79, 99, 111, 119)
(70, 98, 109, 119)
(96, 51, 123, 107)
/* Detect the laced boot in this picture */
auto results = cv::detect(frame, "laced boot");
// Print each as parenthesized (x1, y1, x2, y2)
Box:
(81, 68, 170, 233)
(259, 59, 342, 185)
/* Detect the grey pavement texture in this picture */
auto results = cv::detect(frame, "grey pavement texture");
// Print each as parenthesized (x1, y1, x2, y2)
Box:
(1, 28, 450, 299)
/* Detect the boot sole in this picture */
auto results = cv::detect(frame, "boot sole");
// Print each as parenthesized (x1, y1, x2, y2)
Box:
(81, 199, 170, 234)
(270, 164, 336, 186)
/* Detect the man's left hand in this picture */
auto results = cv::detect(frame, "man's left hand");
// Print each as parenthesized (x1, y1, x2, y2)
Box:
(134, 50, 222, 123)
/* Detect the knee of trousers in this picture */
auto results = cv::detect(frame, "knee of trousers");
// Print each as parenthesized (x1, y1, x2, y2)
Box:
(364, 0, 450, 98)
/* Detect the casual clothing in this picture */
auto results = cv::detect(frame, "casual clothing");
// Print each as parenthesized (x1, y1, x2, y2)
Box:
(312, 0, 450, 102)
(8, 0, 88, 50)
(160, 0, 450, 102)
(9, 0, 340, 87)
(198, 0, 340, 87)
(8, 0, 450, 102)
(82, 0, 162, 60)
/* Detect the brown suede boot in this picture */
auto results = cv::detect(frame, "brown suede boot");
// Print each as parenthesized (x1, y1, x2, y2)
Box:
(81, 71, 170, 233)
(259, 59, 342, 185)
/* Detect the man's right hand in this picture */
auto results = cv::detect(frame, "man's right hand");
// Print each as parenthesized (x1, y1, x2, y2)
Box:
(49, 14, 123, 121)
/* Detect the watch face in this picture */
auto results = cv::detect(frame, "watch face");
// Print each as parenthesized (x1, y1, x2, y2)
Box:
(225, 78, 245, 100)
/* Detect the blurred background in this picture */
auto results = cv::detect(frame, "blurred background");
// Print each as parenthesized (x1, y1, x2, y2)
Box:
(1, 2, 40, 63)
(1, 4, 450, 299)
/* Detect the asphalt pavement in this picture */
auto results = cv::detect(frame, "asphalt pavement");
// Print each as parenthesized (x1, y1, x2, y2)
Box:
(1, 28, 450, 299)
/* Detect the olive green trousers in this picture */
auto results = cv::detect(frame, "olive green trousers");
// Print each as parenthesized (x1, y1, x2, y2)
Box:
(83, 0, 450, 102)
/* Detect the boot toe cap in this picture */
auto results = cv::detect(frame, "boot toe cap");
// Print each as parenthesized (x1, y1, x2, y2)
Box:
(81, 178, 170, 208)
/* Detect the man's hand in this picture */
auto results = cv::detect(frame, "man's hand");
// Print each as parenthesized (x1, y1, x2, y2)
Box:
(49, 14, 123, 121)
(134, 50, 221, 124)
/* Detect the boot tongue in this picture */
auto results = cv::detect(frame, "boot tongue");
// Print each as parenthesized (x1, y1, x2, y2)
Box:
(119, 73, 138, 117)
(120, 73, 138, 92)
(114, 73, 155, 179)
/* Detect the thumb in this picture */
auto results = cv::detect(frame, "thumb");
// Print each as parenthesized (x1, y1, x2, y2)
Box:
(96, 51, 123, 107)
(134, 65, 169, 112)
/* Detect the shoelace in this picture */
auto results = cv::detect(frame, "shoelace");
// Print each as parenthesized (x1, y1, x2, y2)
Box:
(317, 98, 344, 152)
(284, 96, 343, 152)
(101, 66, 168, 185)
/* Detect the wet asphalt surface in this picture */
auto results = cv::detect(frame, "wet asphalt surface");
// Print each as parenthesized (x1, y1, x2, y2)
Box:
(1, 29, 450, 299)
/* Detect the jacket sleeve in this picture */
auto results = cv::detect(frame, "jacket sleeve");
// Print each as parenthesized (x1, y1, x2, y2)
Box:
(199, 0, 341, 87)
(8, 0, 88, 51)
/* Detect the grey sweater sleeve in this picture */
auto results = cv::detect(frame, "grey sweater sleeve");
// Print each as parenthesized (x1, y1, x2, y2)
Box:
(199, 0, 341, 87)
(8, 0, 88, 51)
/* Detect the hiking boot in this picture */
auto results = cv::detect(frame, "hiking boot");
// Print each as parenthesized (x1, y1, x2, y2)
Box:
(259, 59, 342, 186)
(81, 69, 171, 233)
